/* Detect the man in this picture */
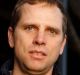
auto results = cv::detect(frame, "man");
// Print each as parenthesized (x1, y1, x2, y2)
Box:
(0, 0, 67, 75)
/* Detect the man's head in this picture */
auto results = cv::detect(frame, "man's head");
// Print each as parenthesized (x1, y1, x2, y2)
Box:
(8, 0, 67, 75)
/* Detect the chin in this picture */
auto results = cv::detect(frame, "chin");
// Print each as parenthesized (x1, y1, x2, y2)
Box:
(23, 64, 49, 75)
(23, 62, 46, 72)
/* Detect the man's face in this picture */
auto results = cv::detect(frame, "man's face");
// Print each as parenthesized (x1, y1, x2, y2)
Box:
(8, 3, 66, 74)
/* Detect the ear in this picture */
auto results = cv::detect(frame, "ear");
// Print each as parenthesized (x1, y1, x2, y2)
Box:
(60, 35, 67, 55)
(8, 26, 14, 48)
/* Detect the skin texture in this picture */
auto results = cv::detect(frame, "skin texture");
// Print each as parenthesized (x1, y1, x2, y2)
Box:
(8, 3, 66, 75)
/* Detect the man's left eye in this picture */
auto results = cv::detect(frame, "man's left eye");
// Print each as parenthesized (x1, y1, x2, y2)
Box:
(49, 29, 56, 35)
(47, 27, 59, 36)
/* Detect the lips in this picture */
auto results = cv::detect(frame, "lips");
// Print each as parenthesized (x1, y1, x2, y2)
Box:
(29, 50, 47, 60)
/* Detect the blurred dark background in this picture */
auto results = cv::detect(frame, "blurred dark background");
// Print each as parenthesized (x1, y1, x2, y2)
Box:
(0, 0, 80, 75)
(0, 0, 17, 66)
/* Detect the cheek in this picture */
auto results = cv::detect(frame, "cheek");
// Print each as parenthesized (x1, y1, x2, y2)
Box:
(14, 35, 33, 64)
(48, 43, 61, 57)
(14, 32, 33, 57)
(46, 41, 62, 64)
(14, 30, 34, 47)
(47, 38, 62, 49)
(46, 38, 62, 56)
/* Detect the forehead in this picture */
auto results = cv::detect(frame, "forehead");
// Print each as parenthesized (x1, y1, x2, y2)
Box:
(18, 3, 63, 29)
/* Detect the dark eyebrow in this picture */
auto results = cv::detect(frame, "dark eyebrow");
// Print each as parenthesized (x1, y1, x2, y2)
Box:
(22, 23, 38, 28)
(22, 23, 36, 26)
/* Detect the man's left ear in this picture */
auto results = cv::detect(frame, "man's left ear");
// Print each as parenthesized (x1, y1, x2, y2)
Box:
(60, 35, 67, 55)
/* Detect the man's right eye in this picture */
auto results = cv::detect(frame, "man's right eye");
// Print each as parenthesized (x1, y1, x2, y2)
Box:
(24, 25, 37, 32)
(26, 25, 34, 31)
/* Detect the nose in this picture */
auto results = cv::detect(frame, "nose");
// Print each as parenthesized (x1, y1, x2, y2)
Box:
(33, 31, 46, 46)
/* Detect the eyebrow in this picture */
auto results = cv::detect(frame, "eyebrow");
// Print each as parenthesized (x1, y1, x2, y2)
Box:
(22, 23, 38, 28)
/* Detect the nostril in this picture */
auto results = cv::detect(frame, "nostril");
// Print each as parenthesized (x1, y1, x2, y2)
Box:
(33, 40, 45, 46)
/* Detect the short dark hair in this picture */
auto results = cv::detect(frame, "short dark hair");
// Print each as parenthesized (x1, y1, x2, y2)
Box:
(10, 0, 67, 35)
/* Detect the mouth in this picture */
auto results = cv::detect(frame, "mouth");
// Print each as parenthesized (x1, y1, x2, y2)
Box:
(29, 50, 47, 60)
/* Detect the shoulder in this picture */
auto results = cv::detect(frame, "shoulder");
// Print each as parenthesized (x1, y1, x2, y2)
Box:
(0, 60, 12, 75)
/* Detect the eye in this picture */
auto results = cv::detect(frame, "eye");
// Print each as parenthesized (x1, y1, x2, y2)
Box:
(49, 29, 56, 35)
(24, 25, 37, 31)
(26, 25, 34, 30)
(47, 27, 59, 36)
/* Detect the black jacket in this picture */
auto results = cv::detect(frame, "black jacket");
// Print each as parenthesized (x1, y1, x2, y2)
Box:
(0, 60, 13, 75)
(0, 60, 60, 75)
